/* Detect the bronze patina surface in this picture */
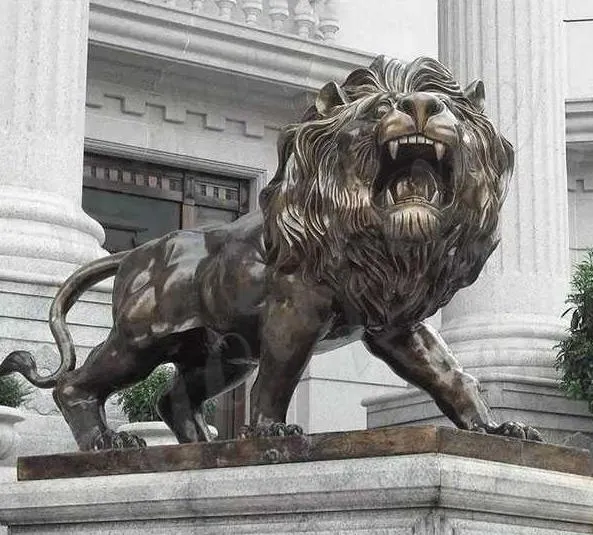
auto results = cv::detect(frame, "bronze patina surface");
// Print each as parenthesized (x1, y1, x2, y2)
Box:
(17, 427, 591, 481)
(1, 55, 540, 451)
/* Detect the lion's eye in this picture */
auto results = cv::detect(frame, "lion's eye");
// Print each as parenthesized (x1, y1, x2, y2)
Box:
(373, 102, 393, 119)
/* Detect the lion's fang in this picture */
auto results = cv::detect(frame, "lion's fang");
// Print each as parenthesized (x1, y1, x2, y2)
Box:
(434, 141, 446, 161)
(386, 189, 396, 204)
(388, 140, 399, 160)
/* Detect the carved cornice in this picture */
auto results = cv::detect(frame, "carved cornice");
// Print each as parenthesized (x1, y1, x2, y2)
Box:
(566, 98, 593, 143)
(88, 0, 374, 97)
(84, 138, 268, 207)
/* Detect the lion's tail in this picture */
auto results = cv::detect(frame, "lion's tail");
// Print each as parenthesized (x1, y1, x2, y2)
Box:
(0, 251, 127, 388)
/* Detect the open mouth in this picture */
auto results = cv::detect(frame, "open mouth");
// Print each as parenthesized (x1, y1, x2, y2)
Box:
(374, 134, 453, 209)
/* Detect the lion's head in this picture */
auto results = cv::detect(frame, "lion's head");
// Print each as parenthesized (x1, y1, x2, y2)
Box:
(260, 56, 514, 326)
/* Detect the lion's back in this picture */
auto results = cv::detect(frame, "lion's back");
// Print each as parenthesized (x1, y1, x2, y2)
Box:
(111, 212, 265, 344)
(110, 230, 209, 343)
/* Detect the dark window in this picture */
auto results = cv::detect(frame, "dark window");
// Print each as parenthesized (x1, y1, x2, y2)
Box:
(82, 153, 250, 253)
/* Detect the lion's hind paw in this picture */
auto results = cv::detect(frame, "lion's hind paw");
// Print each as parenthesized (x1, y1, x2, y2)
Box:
(238, 422, 303, 439)
(91, 430, 147, 450)
(487, 421, 544, 442)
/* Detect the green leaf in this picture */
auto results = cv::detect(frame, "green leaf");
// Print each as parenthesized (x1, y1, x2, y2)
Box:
(115, 366, 174, 422)
(0, 374, 33, 408)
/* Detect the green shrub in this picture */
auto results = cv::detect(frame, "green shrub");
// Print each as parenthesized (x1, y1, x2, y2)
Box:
(115, 366, 217, 423)
(116, 366, 174, 423)
(555, 250, 593, 412)
(0, 374, 33, 408)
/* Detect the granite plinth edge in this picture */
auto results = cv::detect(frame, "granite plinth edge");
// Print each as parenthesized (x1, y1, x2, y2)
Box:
(17, 425, 592, 481)
(1, 452, 592, 534)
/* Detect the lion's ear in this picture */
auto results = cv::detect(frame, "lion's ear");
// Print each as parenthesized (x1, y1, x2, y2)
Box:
(316, 81, 349, 116)
(464, 79, 486, 113)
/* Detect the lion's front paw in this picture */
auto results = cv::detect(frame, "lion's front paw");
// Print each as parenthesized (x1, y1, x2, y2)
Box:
(91, 430, 147, 450)
(486, 421, 544, 442)
(238, 422, 303, 439)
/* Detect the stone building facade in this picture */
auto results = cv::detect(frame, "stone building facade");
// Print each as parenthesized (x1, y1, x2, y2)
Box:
(1, 0, 592, 460)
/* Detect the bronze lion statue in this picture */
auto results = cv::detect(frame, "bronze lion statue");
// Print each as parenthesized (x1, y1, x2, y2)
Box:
(0, 56, 541, 450)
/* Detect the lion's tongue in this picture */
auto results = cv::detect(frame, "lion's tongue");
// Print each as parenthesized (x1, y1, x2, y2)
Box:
(392, 160, 439, 203)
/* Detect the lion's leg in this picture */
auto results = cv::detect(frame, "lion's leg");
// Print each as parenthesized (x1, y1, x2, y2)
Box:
(363, 322, 542, 440)
(247, 279, 333, 437)
(53, 333, 160, 451)
(159, 337, 258, 443)
(157, 369, 201, 443)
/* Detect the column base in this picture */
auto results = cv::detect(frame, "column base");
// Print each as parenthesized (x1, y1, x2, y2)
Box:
(0, 186, 106, 281)
(364, 373, 593, 446)
(440, 313, 568, 379)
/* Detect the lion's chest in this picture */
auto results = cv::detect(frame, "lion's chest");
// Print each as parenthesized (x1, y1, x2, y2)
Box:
(333, 253, 457, 328)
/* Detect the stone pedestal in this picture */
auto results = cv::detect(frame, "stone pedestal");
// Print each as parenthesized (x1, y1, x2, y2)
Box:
(0, 427, 591, 534)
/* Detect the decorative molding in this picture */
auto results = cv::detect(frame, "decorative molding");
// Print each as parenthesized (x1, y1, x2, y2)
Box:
(566, 98, 593, 143)
(568, 176, 593, 192)
(86, 86, 279, 141)
(244, 120, 265, 138)
(120, 95, 146, 116)
(164, 104, 186, 123)
(84, 138, 266, 180)
(83, 138, 268, 204)
(204, 113, 226, 131)
(86, 86, 105, 109)
(88, 0, 373, 97)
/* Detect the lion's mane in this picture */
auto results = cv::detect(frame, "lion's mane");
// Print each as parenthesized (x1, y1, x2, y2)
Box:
(260, 56, 514, 327)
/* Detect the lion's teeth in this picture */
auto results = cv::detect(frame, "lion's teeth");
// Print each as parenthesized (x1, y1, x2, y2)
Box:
(394, 135, 437, 146)
(386, 189, 395, 204)
(435, 141, 446, 161)
(388, 140, 399, 160)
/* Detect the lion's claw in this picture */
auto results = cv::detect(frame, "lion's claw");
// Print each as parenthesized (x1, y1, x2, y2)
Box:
(238, 422, 304, 439)
(486, 421, 544, 442)
(91, 430, 147, 450)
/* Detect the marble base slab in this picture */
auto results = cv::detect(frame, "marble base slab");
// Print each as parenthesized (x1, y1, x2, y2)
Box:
(1, 446, 592, 534)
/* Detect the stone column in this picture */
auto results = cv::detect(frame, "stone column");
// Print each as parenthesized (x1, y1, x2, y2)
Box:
(0, 0, 105, 283)
(0, 1, 111, 460)
(438, 0, 570, 380)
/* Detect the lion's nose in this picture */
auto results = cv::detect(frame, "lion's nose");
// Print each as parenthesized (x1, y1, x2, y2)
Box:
(396, 93, 445, 130)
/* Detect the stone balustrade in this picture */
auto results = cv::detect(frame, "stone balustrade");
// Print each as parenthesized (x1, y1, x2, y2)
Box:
(152, 0, 339, 40)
